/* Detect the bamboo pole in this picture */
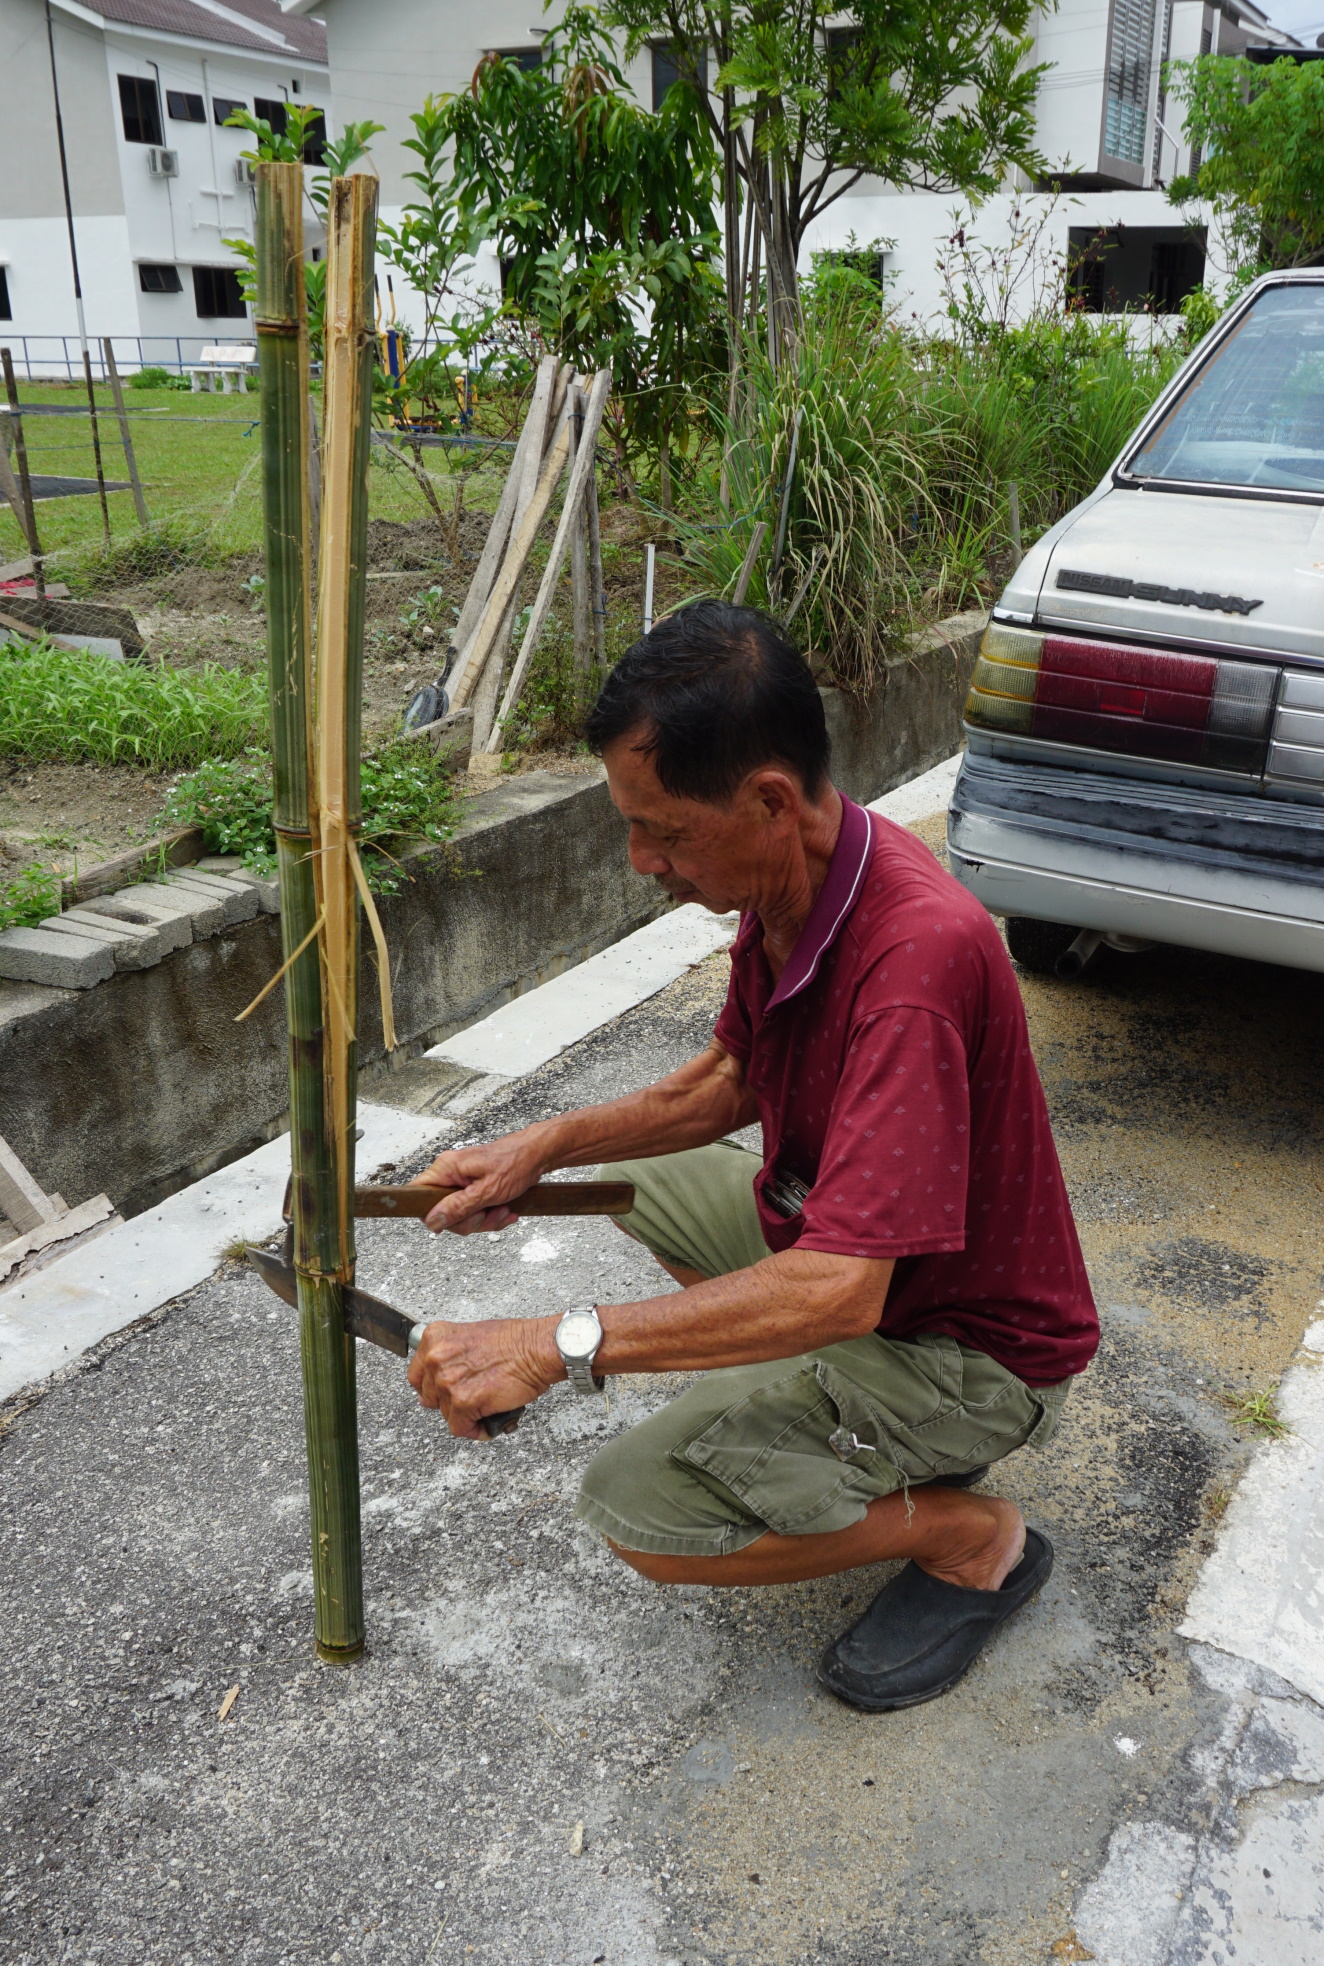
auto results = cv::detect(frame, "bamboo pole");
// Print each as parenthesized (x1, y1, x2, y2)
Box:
(102, 340, 149, 527)
(255, 160, 363, 1665)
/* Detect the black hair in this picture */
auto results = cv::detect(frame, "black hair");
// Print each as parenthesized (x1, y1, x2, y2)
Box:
(584, 599, 830, 804)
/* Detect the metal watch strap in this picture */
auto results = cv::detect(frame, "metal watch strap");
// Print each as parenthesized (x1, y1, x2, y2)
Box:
(564, 1354, 602, 1397)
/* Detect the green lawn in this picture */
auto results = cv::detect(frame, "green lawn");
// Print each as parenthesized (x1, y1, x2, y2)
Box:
(0, 380, 512, 570)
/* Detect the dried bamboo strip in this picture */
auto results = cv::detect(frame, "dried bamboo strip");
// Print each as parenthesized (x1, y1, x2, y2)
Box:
(486, 367, 611, 752)
(446, 354, 557, 708)
(569, 384, 592, 676)
(315, 171, 378, 1276)
(446, 421, 571, 713)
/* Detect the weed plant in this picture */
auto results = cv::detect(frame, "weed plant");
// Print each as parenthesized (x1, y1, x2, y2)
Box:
(0, 863, 63, 932)
(161, 745, 461, 891)
(0, 638, 267, 769)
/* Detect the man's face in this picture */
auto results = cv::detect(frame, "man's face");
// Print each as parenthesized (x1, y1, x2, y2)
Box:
(602, 732, 804, 916)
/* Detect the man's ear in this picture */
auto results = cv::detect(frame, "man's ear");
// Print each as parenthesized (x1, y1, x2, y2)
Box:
(750, 769, 802, 828)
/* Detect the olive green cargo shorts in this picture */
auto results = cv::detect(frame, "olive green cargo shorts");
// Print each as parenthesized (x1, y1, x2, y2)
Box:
(573, 1142, 1071, 1558)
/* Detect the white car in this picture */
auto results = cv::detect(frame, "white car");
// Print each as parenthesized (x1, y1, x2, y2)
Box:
(947, 269, 1324, 977)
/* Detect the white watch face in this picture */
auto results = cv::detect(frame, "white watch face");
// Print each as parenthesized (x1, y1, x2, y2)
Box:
(557, 1309, 600, 1361)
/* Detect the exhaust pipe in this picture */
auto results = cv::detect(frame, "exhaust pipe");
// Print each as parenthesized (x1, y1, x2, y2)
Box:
(1055, 929, 1103, 980)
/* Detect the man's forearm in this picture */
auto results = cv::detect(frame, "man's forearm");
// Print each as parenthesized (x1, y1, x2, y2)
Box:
(512, 1045, 754, 1175)
(526, 1249, 896, 1381)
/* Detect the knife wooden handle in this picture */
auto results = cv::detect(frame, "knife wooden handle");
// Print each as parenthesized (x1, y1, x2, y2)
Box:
(355, 1180, 634, 1219)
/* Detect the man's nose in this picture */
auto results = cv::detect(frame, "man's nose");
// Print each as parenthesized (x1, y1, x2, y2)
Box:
(628, 829, 670, 878)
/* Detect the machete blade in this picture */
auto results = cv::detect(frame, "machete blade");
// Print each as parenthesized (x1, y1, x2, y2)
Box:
(246, 1248, 416, 1356)
(244, 1247, 524, 1437)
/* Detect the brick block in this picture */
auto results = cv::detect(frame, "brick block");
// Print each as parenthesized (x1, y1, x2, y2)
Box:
(71, 897, 192, 955)
(43, 910, 165, 971)
(164, 870, 259, 927)
(113, 881, 223, 938)
(0, 926, 116, 989)
(196, 857, 280, 914)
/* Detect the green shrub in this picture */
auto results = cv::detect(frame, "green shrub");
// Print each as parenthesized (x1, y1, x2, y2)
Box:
(128, 365, 190, 391)
(0, 862, 63, 931)
(162, 743, 461, 892)
(64, 517, 220, 594)
(0, 639, 267, 768)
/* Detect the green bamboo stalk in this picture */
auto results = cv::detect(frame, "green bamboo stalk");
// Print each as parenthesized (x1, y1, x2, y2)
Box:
(255, 159, 363, 1664)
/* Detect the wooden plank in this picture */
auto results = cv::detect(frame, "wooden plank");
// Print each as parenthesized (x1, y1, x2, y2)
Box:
(0, 1135, 62, 1235)
(446, 422, 571, 719)
(569, 384, 592, 675)
(486, 368, 611, 752)
(0, 1193, 117, 1284)
(446, 353, 557, 674)
(102, 340, 150, 527)
(61, 825, 205, 906)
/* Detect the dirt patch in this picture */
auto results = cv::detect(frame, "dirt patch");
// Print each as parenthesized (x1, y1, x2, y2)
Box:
(0, 760, 176, 878)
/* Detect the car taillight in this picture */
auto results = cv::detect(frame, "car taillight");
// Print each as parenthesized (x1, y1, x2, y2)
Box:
(965, 622, 1278, 773)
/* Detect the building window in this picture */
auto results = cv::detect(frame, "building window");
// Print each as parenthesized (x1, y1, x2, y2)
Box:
(213, 97, 247, 126)
(0, 268, 11, 322)
(490, 47, 542, 72)
(301, 110, 326, 165)
(1103, 0, 1158, 165)
(167, 90, 206, 123)
(118, 74, 164, 146)
(1068, 225, 1205, 313)
(193, 266, 248, 319)
(651, 40, 708, 109)
(139, 263, 182, 294)
(254, 96, 288, 136)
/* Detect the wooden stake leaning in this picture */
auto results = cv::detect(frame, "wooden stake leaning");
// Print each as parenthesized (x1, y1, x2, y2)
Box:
(569, 384, 593, 677)
(486, 366, 611, 753)
(102, 340, 149, 527)
(255, 159, 364, 1665)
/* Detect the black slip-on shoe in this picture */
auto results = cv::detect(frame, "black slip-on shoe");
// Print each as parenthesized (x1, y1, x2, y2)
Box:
(817, 1527, 1054, 1713)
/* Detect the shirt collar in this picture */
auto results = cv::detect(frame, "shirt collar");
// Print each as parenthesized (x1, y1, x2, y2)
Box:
(765, 795, 873, 1011)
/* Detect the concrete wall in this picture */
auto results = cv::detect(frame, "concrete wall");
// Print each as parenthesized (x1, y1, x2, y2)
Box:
(0, 615, 982, 1221)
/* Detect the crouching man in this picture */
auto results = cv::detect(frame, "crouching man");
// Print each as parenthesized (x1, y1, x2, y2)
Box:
(407, 602, 1098, 1711)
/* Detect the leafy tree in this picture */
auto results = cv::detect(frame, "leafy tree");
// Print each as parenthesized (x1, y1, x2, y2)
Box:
(1167, 54, 1324, 284)
(435, 7, 725, 496)
(222, 110, 383, 357)
(604, 0, 1047, 360)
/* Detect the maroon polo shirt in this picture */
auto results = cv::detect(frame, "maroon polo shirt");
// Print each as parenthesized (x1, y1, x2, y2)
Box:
(712, 795, 1098, 1385)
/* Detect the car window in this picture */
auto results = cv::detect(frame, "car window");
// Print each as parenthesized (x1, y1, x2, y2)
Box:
(1127, 285, 1324, 494)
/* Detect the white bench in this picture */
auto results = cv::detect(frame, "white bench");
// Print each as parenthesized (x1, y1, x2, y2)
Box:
(186, 344, 257, 393)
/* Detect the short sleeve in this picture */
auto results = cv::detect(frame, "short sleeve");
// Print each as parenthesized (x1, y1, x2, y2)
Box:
(713, 956, 753, 1062)
(795, 1006, 970, 1259)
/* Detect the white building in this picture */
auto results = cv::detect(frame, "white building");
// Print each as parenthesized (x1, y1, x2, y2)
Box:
(0, 0, 328, 373)
(279, 0, 1298, 332)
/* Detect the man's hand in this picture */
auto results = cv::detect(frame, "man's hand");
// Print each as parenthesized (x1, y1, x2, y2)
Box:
(414, 1135, 551, 1236)
(407, 1315, 562, 1438)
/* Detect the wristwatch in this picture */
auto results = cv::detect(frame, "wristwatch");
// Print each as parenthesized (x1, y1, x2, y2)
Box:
(555, 1305, 605, 1395)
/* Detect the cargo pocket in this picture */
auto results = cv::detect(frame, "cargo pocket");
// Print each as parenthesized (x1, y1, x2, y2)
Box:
(675, 1362, 899, 1537)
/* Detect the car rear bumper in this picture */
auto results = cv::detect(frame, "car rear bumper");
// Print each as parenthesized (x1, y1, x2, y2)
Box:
(947, 749, 1324, 973)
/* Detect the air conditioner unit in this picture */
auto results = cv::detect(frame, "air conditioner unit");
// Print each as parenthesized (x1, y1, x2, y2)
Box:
(147, 148, 179, 179)
(235, 159, 257, 187)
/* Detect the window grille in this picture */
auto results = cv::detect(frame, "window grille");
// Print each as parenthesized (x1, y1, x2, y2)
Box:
(1104, 0, 1158, 165)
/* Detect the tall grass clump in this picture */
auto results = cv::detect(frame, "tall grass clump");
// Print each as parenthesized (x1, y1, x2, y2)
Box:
(0, 638, 267, 768)
(686, 269, 936, 694)
(63, 518, 221, 596)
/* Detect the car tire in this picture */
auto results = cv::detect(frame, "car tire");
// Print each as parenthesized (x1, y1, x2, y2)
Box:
(1005, 917, 1081, 976)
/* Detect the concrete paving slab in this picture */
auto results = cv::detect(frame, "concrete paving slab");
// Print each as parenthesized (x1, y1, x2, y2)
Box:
(427, 905, 741, 1077)
(0, 923, 115, 988)
(0, 1103, 451, 1403)
(1178, 1320, 1324, 1708)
